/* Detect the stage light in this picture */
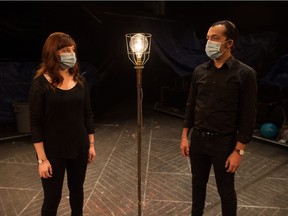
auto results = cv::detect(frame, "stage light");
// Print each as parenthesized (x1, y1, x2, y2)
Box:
(126, 33, 151, 67)
(125, 33, 151, 216)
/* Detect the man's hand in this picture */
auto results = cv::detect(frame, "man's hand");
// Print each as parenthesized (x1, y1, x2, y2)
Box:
(225, 151, 242, 173)
(180, 137, 190, 157)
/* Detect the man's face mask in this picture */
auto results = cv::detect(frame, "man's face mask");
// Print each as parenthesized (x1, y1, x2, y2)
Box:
(205, 40, 230, 59)
(59, 53, 77, 70)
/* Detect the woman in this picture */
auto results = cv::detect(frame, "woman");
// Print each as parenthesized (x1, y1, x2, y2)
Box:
(29, 32, 96, 216)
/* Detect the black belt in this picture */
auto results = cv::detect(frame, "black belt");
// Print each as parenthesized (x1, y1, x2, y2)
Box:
(193, 128, 234, 137)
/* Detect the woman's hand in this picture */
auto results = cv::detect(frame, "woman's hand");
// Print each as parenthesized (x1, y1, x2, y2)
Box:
(88, 146, 96, 164)
(39, 160, 52, 178)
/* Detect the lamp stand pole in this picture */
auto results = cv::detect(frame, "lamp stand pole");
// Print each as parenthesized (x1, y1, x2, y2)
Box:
(125, 32, 151, 215)
(135, 58, 143, 216)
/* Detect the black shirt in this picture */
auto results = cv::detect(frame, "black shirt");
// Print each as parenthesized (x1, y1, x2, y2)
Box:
(184, 56, 257, 144)
(29, 74, 95, 158)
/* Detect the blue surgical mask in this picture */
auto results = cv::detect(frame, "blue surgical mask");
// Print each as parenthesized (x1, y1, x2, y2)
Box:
(205, 40, 228, 59)
(60, 53, 77, 69)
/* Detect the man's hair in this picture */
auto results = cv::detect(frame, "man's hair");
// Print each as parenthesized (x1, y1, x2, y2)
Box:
(211, 20, 239, 42)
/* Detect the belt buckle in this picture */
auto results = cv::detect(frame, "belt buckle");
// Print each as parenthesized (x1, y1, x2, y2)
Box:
(203, 131, 218, 136)
(201, 131, 210, 136)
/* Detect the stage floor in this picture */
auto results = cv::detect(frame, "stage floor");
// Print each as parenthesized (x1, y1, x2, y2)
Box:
(0, 100, 287, 216)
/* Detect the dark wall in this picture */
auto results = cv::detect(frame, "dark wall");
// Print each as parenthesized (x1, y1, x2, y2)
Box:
(165, 2, 286, 35)
(1, 1, 288, 60)
(0, 1, 288, 123)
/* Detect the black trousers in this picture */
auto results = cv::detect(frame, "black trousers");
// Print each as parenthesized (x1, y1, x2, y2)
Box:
(189, 130, 237, 216)
(41, 151, 88, 216)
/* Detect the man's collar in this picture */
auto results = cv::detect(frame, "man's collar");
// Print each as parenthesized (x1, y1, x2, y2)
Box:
(225, 55, 235, 69)
(207, 55, 235, 70)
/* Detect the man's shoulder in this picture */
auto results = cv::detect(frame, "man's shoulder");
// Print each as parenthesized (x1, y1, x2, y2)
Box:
(233, 59, 257, 81)
(194, 60, 211, 71)
(234, 59, 255, 72)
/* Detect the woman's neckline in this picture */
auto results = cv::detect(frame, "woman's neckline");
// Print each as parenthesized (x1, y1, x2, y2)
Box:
(42, 74, 78, 91)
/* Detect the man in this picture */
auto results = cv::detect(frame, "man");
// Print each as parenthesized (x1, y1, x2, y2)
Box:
(180, 20, 257, 216)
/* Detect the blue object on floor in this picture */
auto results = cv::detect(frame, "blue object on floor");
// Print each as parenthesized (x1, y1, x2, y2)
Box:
(259, 123, 279, 138)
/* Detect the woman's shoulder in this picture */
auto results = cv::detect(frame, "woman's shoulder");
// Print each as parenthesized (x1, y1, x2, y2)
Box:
(78, 74, 88, 86)
(33, 74, 46, 83)
(79, 73, 86, 81)
(31, 74, 51, 91)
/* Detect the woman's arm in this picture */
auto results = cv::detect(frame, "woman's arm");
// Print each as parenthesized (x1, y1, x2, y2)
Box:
(88, 133, 96, 164)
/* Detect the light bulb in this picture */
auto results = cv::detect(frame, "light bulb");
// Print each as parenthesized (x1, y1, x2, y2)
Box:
(129, 33, 148, 58)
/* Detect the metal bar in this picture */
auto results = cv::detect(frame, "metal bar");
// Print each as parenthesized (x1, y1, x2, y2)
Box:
(0, 134, 30, 142)
(135, 59, 143, 216)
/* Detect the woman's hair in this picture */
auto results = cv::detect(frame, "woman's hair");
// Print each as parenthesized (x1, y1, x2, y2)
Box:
(211, 20, 239, 43)
(36, 32, 83, 87)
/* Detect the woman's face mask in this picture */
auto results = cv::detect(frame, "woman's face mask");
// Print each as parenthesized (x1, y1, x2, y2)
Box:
(205, 40, 229, 59)
(59, 52, 77, 70)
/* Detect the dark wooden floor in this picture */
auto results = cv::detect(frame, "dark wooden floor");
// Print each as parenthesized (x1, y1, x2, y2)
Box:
(0, 101, 287, 216)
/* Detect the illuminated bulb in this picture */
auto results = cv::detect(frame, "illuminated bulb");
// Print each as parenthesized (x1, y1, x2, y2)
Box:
(129, 33, 148, 58)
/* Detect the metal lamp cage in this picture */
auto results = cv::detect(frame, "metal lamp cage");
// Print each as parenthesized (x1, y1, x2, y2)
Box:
(125, 33, 152, 66)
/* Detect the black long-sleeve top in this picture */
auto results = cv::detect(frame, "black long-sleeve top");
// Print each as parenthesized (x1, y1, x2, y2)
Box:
(184, 56, 257, 144)
(29, 74, 95, 158)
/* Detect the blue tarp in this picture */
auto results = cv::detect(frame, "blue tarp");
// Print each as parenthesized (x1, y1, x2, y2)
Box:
(144, 18, 279, 77)
(260, 53, 288, 87)
(0, 61, 38, 124)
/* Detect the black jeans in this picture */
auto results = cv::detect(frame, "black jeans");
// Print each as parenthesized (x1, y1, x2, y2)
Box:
(189, 129, 237, 216)
(41, 151, 88, 216)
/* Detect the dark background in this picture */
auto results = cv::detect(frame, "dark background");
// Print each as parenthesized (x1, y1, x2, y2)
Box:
(1, 1, 288, 125)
